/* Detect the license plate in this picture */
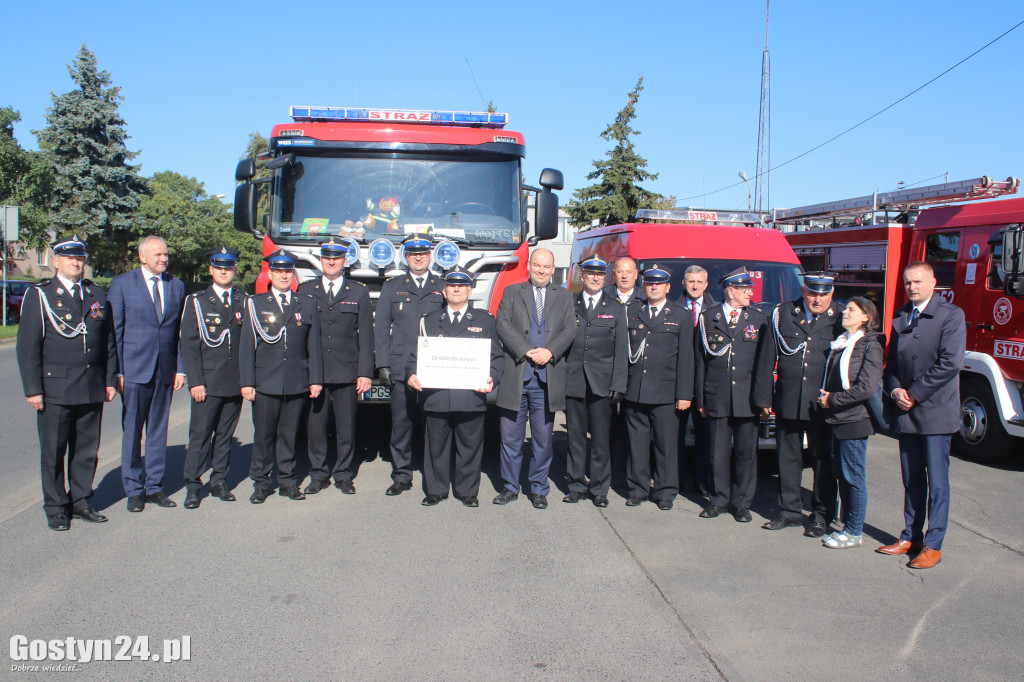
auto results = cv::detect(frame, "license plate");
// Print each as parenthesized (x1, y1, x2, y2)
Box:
(360, 384, 391, 402)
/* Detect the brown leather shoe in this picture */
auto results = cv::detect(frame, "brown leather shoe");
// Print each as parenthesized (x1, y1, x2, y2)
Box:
(876, 539, 924, 555)
(908, 547, 942, 569)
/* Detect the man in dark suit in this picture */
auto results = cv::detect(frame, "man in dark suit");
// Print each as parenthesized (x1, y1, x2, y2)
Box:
(564, 256, 628, 507)
(241, 250, 324, 503)
(297, 237, 373, 495)
(408, 267, 504, 507)
(494, 248, 576, 509)
(374, 234, 445, 496)
(678, 264, 717, 497)
(179, 247, 246, 509)
(878, 262, 965, 569)
(622, 265, 693, 510)
(764, 272, 844, 536)
(108, 235, 186, 512)
(604, 257, 646, 306)
(695, 267, 774, 522)
(17, 235, 118, 531)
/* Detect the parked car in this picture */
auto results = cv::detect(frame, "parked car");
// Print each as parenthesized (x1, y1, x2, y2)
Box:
(2, 280, 34, 324)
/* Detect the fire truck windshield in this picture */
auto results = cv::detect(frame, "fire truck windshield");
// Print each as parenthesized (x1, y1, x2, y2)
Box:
(635, 259, 804, 313)
(271, 155, 523, 246)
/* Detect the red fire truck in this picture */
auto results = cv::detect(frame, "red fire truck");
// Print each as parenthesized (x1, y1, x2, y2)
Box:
(775, 176, 1024, 461)
(233, 106, 562, 402)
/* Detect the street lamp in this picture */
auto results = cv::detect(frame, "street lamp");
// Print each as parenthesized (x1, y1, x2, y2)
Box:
(738, 171, 751, 211)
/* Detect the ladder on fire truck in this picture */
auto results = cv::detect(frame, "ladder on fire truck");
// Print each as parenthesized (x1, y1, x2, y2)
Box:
(772, 176, 1019, 224)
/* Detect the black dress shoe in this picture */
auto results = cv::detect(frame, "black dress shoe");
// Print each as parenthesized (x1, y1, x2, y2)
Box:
(386, 481, 413, 496)
(593, 495, 609, 508)
(625, 497, 647, 507)
(656, 498, 674, 511)
(458, 495, 479, 507)
(528, 494, 548, 509)
(699, 505, 727, 518)
(210, 484, 236, 501)
(562, 491, 587, 503)
(126, 496, 145, 513)
(303, 479, 330, 495)
(762, 516, 801, 531)
(183, 492, 200, 509)
(492, 489, 518, 505)
(279, 486, 306, 501)
(422, 494, 448, 506)
(335, 479, 356, 495)
(72, 507, 108, 523)
(46, 513, 70, 531)
(733, 508, 752, 523)
(145, 492, 176, 508)
(804, 521, 828, 538)
(250, 489, 271, 504)
(698, 483, 712, 501)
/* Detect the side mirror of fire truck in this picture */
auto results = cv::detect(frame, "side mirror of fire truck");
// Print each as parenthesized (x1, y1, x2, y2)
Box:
(534, 168, 564, 241)
(1002, 223, 1024, 298)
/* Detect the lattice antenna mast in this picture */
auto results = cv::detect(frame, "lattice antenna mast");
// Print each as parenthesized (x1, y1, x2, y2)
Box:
(754, 1, 771, 212)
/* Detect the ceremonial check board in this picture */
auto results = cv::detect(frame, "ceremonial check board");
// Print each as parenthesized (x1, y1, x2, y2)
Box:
(416, 336, 491, 390)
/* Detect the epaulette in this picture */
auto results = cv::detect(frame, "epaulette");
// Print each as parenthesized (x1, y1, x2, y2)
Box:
(37, 278, 52, 286)
(351, 280, 367, 288)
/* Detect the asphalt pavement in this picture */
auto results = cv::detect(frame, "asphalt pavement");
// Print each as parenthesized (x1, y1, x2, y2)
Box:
(1, 341, 1022, 681)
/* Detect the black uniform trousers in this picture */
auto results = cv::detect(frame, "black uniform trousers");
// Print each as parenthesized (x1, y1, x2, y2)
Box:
(423, 411, 485, 497)
(625, 401, 679, 501)
(307, 383, 357, 483)
(776, 417, 837, 524)
(38, 402, 102, 516)
(565, 386, 614, 496)
(250, 392, 306, 490)
(679, 407, 712, 492)
(388, 380, 420, 484)
(183, 395, 243, 493)
(708, 416, 759, 510)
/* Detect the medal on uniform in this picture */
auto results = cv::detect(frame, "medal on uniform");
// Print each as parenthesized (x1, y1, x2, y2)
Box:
(57, 300, 63, 308)
(209, 326, 216, 332)
(214, 317, 221, 324)
(295, 312, 302, 326)
(236, 312, 243, 325)
(56, 288, 64, 295)
(268, 315, 276, 323)
(65, 314, 72, 320)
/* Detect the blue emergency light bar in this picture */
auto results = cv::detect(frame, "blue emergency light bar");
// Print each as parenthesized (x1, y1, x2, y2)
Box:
(289, 106, 508, 128)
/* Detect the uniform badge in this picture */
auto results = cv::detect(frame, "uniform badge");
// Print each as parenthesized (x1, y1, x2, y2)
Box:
(264, 327, 270, 333)
(826, 308, 834, 317)
(744, 325, 758, 340)
(209, 326, 217, 332)
(639, 323, 645, 329)
(295, 312, 302, 326)
(56, 288, 64, 295)
(65, 314, 72, 321)
(468, 326, 483, 332)
(598, 314, 614, 319)
(268, 315, 276, 323)
(399, 302, 404, 311)
(236, 312, 243, 325)
(90, 301, 101, 318)
(214, 317, 221, 324)
(56, 301, 63, 308)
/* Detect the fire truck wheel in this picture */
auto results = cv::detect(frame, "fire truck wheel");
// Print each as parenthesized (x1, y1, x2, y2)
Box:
(954, 378, 1013, 462)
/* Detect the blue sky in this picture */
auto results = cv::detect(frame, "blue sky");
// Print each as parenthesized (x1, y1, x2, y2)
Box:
(3, 1, 1022, 213)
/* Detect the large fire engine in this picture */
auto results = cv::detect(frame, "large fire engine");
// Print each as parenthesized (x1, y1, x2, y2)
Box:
(775, 176, 1024, 461)
(233, 106, 562, 402)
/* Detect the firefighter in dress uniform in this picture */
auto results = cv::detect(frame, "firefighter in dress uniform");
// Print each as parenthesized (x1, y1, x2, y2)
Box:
(16, 235, 118, 531)
(622, 265, 694, 510)
(695, 267, 774, 522)
(240, 250, 323, 503)
(179, 247, 247, 509)
(374, 234, 446, 496)
(407, 267, 504, 507)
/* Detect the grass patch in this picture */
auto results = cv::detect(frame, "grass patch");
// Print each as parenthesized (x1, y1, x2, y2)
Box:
(0, 324, 17, 340)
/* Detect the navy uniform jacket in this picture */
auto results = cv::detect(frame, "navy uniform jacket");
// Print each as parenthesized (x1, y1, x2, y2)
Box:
(374, 272, 445, 381)
(17, 279, 117, 404)
(408, 307, 504, 413)
(603, 284, 646, 306)
(180, 287, 246, 397)
(239, 292, 324, 395)
(566, 292, 628, 398)
(770, 297, 844, 421)
(297, 277, 373, 384)
(883, 296, 966, 435)
(694, 303, 774, 419)
(623, 300, 694, 405)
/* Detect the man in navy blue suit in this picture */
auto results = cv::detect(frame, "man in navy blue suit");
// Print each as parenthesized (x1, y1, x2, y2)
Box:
(108, 235, 187, 512)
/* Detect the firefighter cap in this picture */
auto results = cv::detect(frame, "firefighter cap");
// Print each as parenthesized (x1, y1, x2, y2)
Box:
(443, 266, 474, 287)
(52, 234, 88, 258)
(320, 236, 349, 259)
(579, 255, 609, 274)
(402, 233, 433, 254)
(720, 267, 754, 288)
(801, 271, 836, 294)
(208, 246, 240, 268)
(264, 249, 296, 270)
(641, 264, 672, 284)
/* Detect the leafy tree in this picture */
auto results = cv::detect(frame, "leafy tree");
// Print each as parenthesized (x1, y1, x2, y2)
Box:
(33, 44, 148, 272)
(567, 76, 665, 227)
(139, 171, 262, 281)
(0, 107, 53, 252)
(242, 132, 271, 219)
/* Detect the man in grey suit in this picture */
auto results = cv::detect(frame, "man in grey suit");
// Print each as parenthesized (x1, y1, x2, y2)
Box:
(878, 262, 965, 569)
(494, 248, 576, 509)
